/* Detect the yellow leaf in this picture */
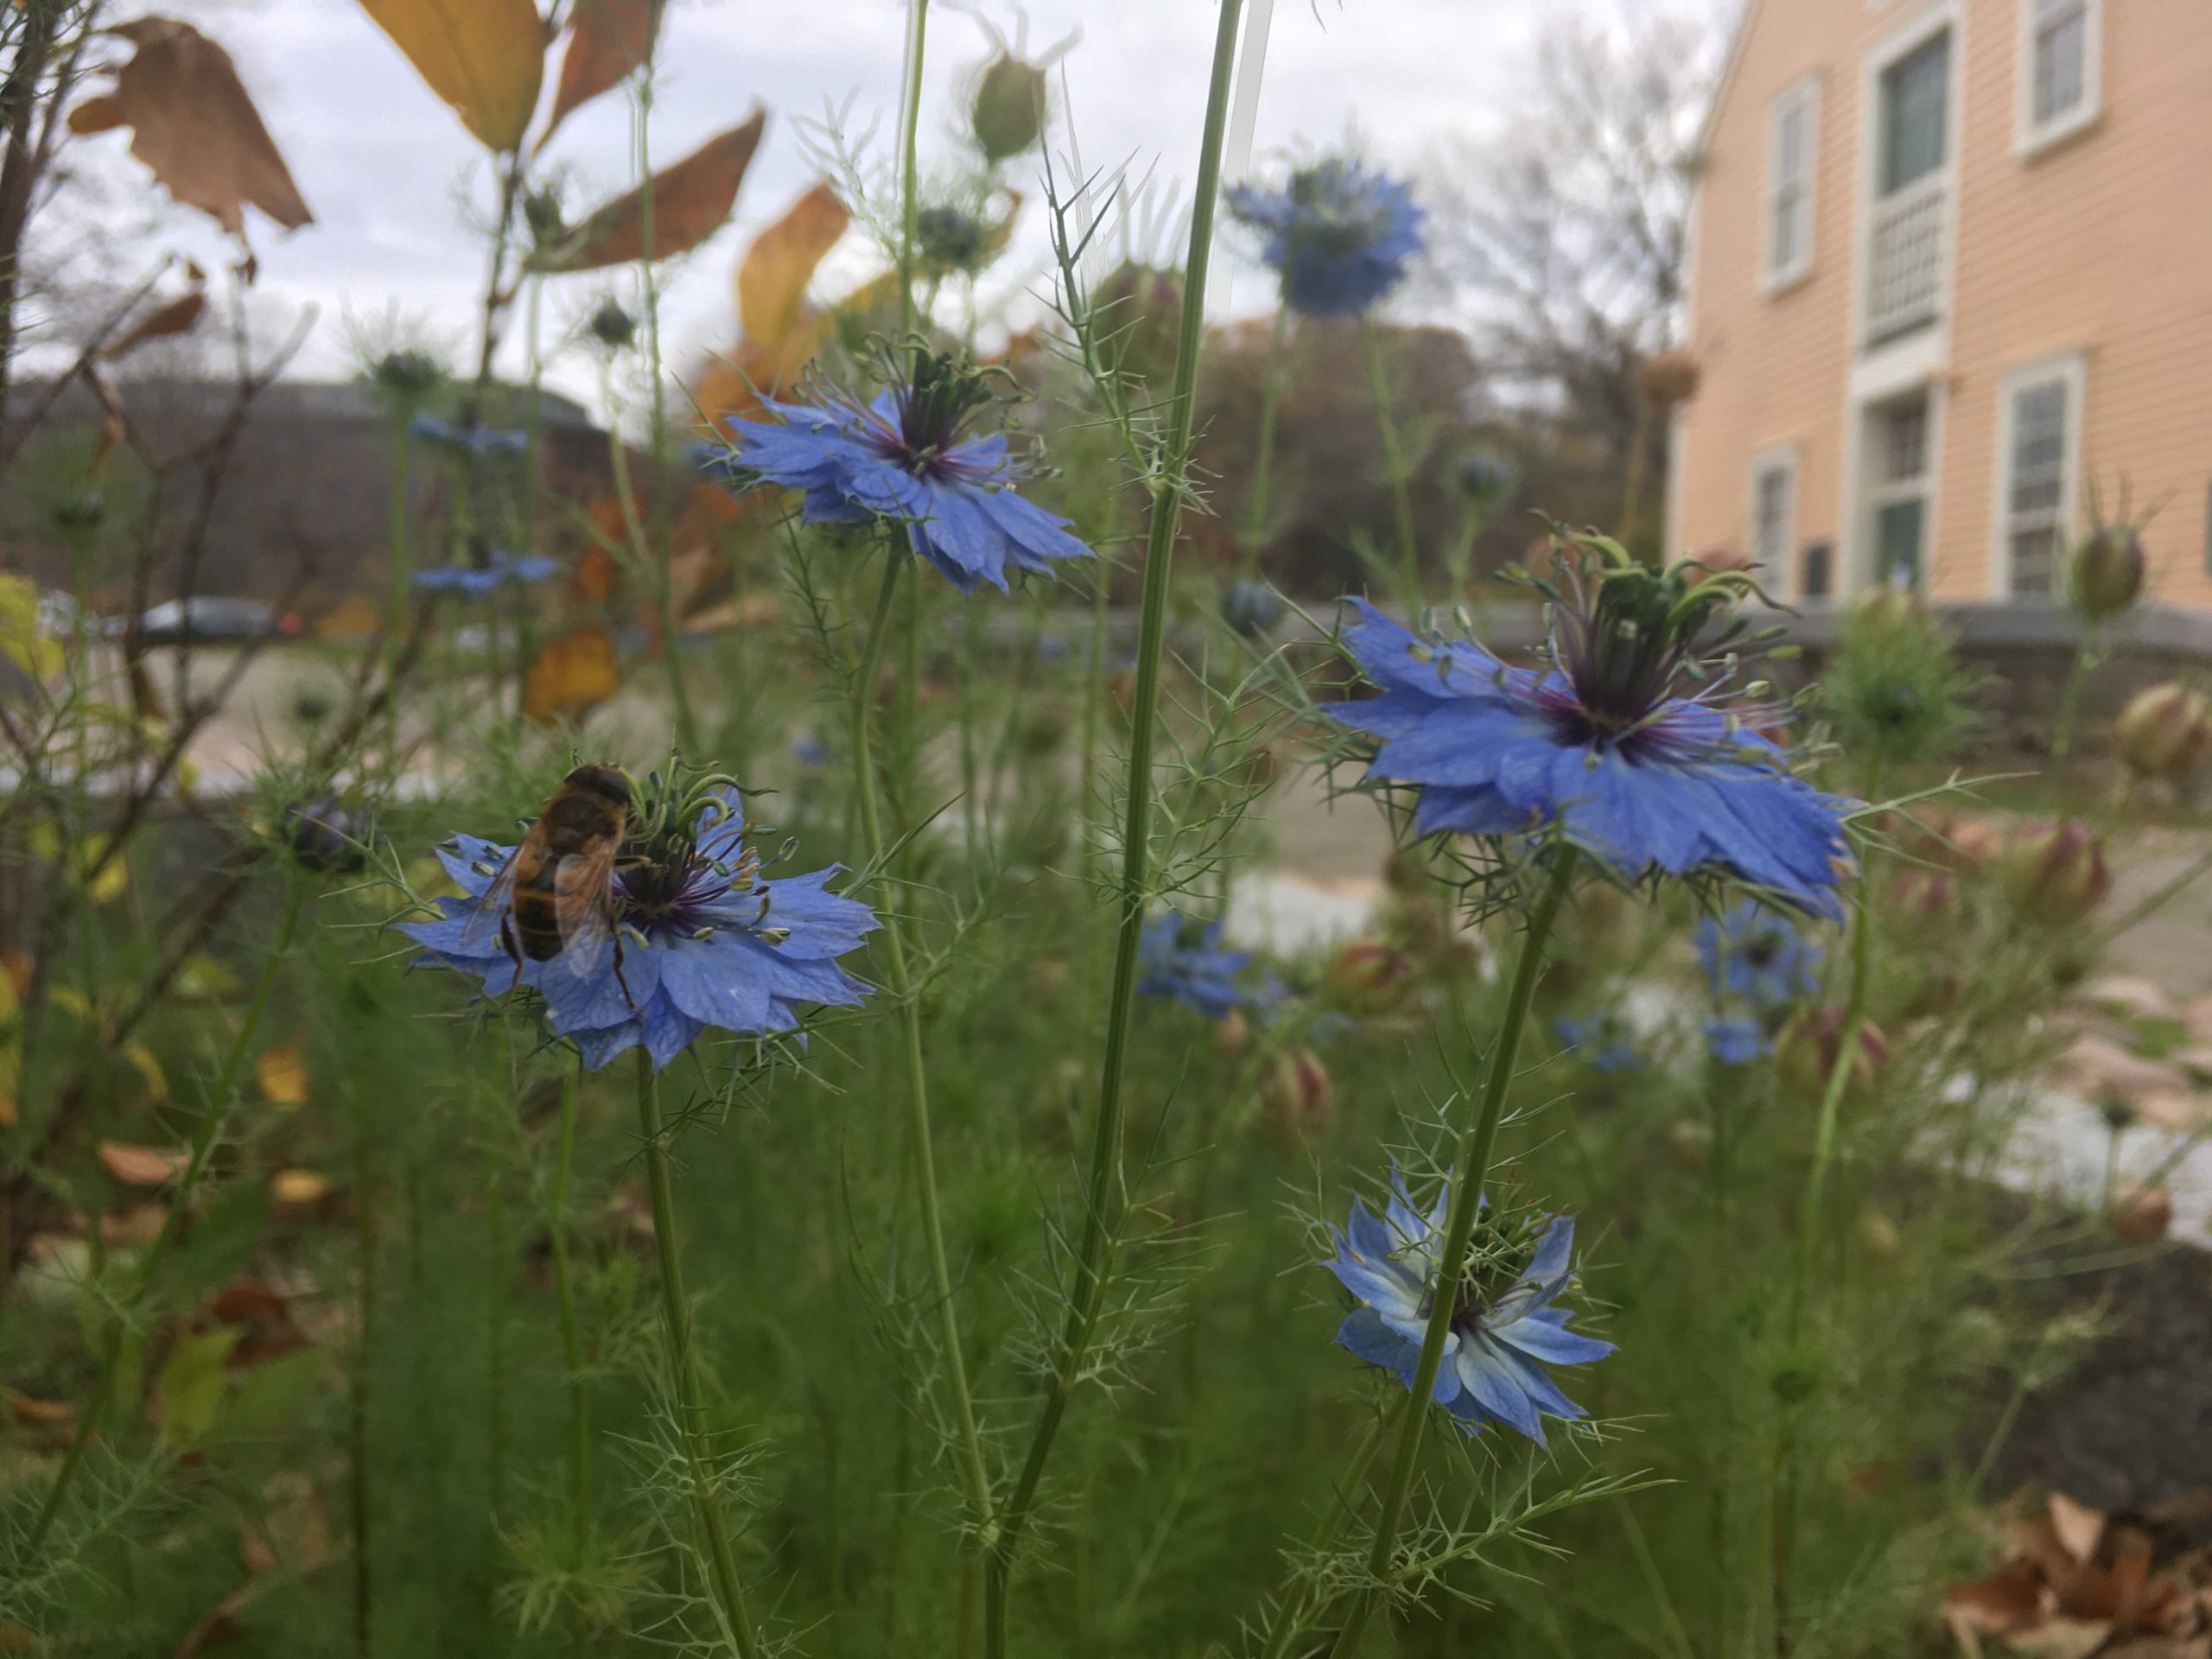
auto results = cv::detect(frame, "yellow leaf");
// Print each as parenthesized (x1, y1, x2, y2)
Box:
(79, 20, 312, 239)
(359, 0, 545, 153)
(69, 836, 128, 906)
(125, 1043, 167, 1104)
(523, 624, 620, 725)
(0, 575, 60, 680)
(736, 181, 849, 352)
(99, 1141, 188, 1186)
(539, 0, 659, 145)
(270, 1168, 330, 1207)
(534, 110, 765, 272)
(256, 1034, 309, 1108)
(48, 987, 92, 1021)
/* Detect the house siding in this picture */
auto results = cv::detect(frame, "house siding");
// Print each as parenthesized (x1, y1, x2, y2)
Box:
(1676, 0, 2212, 607)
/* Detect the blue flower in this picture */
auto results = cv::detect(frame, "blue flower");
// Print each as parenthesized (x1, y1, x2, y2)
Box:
(706, 347, 1093, 595)
(1321, 543, 1856, 918)
(1325, 1173, 1611, 1443)
(790, 734, 832, 766)
(1705, 1016, 1770, 1066)
(412, 550, 562, 598)
(1227, 158, 1424, 318)
(408, 412, 528, 456)
(1135, 912, 1257, 1020)
(1554, 1014, 1643, 1075)
(1221, 577, 1285, 639)
(1694, 900, 1822, 1008)
(400, 784, 874, 1071)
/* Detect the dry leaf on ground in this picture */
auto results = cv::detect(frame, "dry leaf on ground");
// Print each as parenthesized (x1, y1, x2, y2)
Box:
(99, 1141, 188, 1186)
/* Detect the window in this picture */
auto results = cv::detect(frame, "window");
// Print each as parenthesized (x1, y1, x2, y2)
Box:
(1865, 22, 1954, 343)
(1996, 356, 2084, 596)
(1764, 80, 1820, 289)
(1867, 393, 1933, 589)
(1749, 449, 1798, 585)
(2018, 0, 2101, 152)
(1879, 33, 1951, 194)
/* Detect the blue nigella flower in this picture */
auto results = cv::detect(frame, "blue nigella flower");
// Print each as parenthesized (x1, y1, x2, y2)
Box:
(400, 782, 874, 1071)
(1705, 1015, 1771, 1066)
(790, 734, 832, 766)
(412, 551, 561, 598)
(1321, 540, 1856, 918)
(1326, 1173, 1612, 1443)
(1221, 577, 1286, 639)
(1135, 912, 1257, 1020)
(1694, 900, 1822, 1008)
(1554, 1014, 1643, 1075)
(706, 347, 1093, 595)
(1227, 158, 1425, 318)
(408, 412, 529, 456)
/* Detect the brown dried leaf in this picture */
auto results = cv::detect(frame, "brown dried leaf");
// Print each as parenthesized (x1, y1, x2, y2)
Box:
(5, 1389, 75, 1427)
(99, 1141, 188, 1186)
(540, 0, 659, 144)
(358, 0, 545, 154)
(103, 287, 206, 359)
(80, 19, 311, 239)
(270, 1168, 330, 1207)
(534, 109, 765, 272)
(523, 624, 620, 725)
(2050, 1493, 2107, 1567)
(2112, 1184, 2176, 1248)
(736, 181, 849, 351)
(256, 1034, 309, 1106)
(87, 365, 128, 475)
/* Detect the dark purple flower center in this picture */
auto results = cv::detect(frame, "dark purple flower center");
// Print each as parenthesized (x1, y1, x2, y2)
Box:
(614, 819, 762, 942)
(855, 347, 1001, 484)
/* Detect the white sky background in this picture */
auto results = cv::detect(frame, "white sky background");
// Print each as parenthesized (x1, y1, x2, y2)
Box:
(52, 0, 1728, 424)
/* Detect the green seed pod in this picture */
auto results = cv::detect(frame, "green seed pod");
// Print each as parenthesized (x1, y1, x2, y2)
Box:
(1999, 820, 2111, 927)
(2114, 681, 2212, 781)
(1095, 260, 1185, 386)
(971, 52, 1048, 162)
(2069, 523, 2145, 621)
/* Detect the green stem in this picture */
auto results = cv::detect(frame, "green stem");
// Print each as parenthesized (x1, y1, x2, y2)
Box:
(384, 416, 412, 767)
(1770, 874, 1872, 1656)
(1324, 848, 1580, 1659)
(849, 553, 995, 1537)
(1239, 304, 1289, 580)
(632, 1051, 762, 1659)
(2047, 632, 2095, 798)
(983, 4, 1247, 1650)
(1258, 1412, 1389, 1659)
(897, 0, 930, 339)
(28, 878, 308, 1553)
(1361, 315, 1421, 604)
(351, 1071, 377, 1658)
(550, 1055, 591, 1536)
(633, 67, 696, 757)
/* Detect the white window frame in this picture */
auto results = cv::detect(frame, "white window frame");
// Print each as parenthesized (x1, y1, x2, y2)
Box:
(1747, 446, 1801, 595)
(1990, 351, 2086, 598)
(1853, 3, 1964, 354)
(1763, 77, 1821, 293)
(2016, 0, 2102, 157)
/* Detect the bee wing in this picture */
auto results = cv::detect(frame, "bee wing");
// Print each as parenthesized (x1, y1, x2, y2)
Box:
(456, 838, 529, 955)
(552, 842, 621, 980)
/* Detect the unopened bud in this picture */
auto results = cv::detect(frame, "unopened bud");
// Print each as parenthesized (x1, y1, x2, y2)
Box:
(2115, 681, 2212, 781)
(1216, 1007, 1251, 1062)
(1999, 821, 2111, 926)
(1777, 1008, 1890, 1099)
(2110, 1182, 2172, 1248)
(589, 302, 636, 348)
(1326, 940, 1416, 1017)
(1096, 261, 1185, 386)
(1261, 1048, 1332, 1148)
(2069, 523, 2146, 621)
(971, 52, 1049, 162)
(1888, 868, 1956, 924)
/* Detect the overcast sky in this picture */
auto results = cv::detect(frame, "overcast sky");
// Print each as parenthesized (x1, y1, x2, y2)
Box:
(56, 0, 1727, 419)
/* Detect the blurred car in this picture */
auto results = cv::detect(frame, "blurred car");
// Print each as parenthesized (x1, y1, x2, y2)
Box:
(127, 598, 301, 646)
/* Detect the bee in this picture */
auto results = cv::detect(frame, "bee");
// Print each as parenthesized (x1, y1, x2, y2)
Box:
(461, 764, 636, 996)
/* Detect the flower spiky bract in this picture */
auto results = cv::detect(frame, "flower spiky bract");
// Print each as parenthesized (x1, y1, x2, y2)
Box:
(1323, 532, 1857, 918)
(1228, 157, 1424, 318)
(1325, 1173, 1612, 1444)
(706, 343, 1093, 594)
(400, 767, 875, 1071)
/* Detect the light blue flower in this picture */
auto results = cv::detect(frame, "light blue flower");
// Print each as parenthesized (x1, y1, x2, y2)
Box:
(1321, 543, 1857, 918)
(706, 347, 1093, 595)
(412, 550, 562, 598)
(400, 783, 874, 1071)
(1694, 900, 1822, 1008)
(1705, 1016, 1771, 1065)
(1135, 912, 1258, 1020)
(408, 412, 528, 456)
(1554, 1014, 1642, 1075)
(1228, 158, 1424, 318)
(1326, 1173, 1611, 1443)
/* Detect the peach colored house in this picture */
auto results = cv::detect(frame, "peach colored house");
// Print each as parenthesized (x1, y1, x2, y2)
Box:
(1669, 0, 2212, 607)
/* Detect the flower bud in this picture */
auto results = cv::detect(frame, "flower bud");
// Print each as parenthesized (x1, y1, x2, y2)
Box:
(1887, 867, 1956, 924)
(372, 349, 440, 401)
(2069, 523, 2145, 621)
(1096, 261, 1185, 386)
(589, 302, 636, 349)
(1219, 577, 1284, 639)
(1664, 1117, 1711, 1173)
(523, 186, 564, 245)
(2115, 682, 2212, 782)
(1260, 1047, 1332, 1148)
(1457, 448, 1515, 503)
(1215, 1006, 1251, 1062)
(916, 204, 994, 277)
(2110, 1182, 2172, 1248)
(971, 52, 1048, 162)
(1777, 1008, 1889, 1099)
(1999, 821, 2110, 927)
(1326, 940, 1416, 1017)
(283, 797, 367, 875)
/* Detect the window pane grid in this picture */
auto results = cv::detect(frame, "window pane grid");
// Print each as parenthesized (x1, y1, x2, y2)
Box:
(2004, 377, 2073, 597)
